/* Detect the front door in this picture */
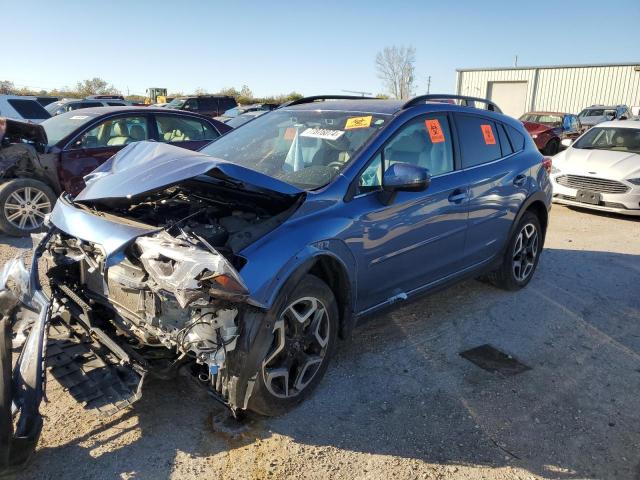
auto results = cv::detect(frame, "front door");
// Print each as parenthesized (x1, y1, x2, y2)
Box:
(343, 113, 470, 312)
(58, 115, 149, 195)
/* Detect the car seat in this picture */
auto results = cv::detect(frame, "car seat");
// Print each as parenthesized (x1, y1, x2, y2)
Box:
(129, 124, 146, 142)
(107, 121, 131, 146)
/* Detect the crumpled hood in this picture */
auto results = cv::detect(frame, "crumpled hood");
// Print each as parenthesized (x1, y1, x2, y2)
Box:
(76, 141, 303, 203)
(554, 147, 640, 180)
(0, 117, 47, 146)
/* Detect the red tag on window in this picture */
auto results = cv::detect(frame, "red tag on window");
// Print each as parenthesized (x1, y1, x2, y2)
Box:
(481, 124, 496, 145)
(425, 119, 445, 143)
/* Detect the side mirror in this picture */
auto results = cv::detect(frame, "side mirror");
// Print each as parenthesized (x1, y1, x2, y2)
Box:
(561, 138, 573, 148)
(379, 163, 430, 204)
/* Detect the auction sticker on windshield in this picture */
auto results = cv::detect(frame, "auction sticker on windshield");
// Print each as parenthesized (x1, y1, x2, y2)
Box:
(345, 116, 372, 130)
(300, 128, 344, 141)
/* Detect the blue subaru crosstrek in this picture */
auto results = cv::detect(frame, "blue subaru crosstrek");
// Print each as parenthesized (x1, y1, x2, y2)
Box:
(0, 95, 551, 468)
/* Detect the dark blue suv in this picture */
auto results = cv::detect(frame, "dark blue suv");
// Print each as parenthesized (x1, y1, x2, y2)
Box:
(1, 95, 551, 467)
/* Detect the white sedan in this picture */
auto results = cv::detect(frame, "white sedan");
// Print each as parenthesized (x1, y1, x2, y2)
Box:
(551, 121, 640, 216)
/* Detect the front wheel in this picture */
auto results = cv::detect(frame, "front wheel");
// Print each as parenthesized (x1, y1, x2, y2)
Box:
(248, 275, 338, 416)
(543, 138, 559, 156)
(0, 179, 55, 237)
(485, 211, 542, 291)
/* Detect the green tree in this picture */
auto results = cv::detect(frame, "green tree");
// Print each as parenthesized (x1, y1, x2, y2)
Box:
(75, 77, 120, 97)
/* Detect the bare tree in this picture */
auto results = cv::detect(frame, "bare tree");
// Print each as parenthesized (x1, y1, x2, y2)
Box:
(375, 46, 416, 99)
(0, 80, 16, 95)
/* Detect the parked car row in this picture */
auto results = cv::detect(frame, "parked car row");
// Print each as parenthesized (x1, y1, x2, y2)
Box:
(519, 104, 636, 155)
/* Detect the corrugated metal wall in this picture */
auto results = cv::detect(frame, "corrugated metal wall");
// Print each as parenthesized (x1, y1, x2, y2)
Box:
(456, 64, 640, 116)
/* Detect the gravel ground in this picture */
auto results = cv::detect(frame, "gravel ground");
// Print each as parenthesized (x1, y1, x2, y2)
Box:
(4, 204, 640, 480)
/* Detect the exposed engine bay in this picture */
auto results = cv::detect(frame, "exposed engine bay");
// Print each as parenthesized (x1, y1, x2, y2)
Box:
(40, 179, 300, 412)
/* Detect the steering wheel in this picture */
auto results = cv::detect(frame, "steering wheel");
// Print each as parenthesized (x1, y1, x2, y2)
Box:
(327, 161, 344, 170)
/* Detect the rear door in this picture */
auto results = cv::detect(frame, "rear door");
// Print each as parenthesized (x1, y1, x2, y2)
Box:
(454, 114, 529, 265)
(58, 114, 150, 194)
(152, 114, 221, 151)
(344, 113, 470, 312)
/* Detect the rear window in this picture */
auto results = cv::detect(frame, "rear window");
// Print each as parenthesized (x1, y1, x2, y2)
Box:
(219, 97, 237, 110)
(506, 125, 525, 151)
(497, 124, 513, 156)
(7, 99, 50, 119)
(456, 115, 502, 168)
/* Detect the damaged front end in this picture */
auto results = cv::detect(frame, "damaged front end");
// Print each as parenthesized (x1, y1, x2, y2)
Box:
(1, 143, 303, 469)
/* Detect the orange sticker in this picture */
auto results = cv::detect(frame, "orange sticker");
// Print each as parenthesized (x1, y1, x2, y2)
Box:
(284, 127, 296, 140)
(425, 119, 445, 143)
(481, 124, 496, 145)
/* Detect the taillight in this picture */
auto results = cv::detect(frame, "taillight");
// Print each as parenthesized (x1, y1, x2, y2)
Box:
(542, 156, 552, 175)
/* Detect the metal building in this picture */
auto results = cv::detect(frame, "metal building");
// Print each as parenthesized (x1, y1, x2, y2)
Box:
(456, 62, 640, 118)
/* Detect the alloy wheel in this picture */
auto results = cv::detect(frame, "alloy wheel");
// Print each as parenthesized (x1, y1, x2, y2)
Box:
(3, 187, 51, 231)
(262, 296, 330, 398)
(512, 223, 539, 282)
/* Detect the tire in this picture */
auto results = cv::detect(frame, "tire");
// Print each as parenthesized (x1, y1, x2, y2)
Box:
(485, 211, 542, 291)
(0, 179, 56, 237)
(543, 138, 559, 156)
(248, 275, 339, 416)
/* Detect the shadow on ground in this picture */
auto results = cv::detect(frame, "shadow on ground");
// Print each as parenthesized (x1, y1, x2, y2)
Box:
(17, 248, 640, 480)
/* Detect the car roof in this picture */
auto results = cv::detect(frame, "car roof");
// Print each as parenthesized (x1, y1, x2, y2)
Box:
(591, 120, 640, 129)
(524, 111, 568, 116)
(283, 99, 404, 115)
(54, 106, 218, 120)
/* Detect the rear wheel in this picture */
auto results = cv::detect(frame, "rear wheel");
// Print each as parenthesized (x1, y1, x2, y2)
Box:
(0, 179, 55, 237)
(485, 211, 542, 291)
(249, 275, 338, 416)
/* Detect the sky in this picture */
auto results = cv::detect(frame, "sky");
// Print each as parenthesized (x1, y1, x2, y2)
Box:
(3, 0, 640, 98)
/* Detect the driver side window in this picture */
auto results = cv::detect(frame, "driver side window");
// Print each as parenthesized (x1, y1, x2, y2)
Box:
(72, 116, 149, 149)
(357, 114, 453, 194)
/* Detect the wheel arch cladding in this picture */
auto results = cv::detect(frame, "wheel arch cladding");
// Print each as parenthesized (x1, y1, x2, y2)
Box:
(526, 200, 548, 237)
(308, 255, 354, 339)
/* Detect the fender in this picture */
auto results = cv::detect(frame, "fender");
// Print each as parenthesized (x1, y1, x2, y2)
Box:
(502, 189, 550, 256)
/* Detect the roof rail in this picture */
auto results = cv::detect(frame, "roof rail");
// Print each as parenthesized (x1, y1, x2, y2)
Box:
(280, 95, 378, 108)
(402, 94, 502, 113)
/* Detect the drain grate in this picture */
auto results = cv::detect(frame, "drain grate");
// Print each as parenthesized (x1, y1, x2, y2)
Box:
(459, 344, 531, 376)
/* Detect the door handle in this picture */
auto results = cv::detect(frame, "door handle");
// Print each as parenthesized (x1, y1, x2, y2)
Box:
(448, 189, 467, 204)
(513, 174, 527, 187)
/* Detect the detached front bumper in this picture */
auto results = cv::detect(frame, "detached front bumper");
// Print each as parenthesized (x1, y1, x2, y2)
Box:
(0, 238, 51, 471)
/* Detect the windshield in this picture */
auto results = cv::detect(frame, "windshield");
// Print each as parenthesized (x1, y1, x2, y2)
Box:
(223, 107, 241, 117)
(200, 109, 389, 189)
(579, 108, 615, 118)
(520, 113, 562, 126)
(40, 110, 98, 146)
(166, 98, 186, 109)
(573, 127, 640, 154)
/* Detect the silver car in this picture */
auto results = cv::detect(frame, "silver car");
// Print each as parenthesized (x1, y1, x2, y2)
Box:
(577, 105, 633, 129)
(551, 121, 640, 216)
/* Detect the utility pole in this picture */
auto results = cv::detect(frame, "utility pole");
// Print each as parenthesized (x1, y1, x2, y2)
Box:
(426, 75, 431, 94)
(514, 55, 518, 67)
